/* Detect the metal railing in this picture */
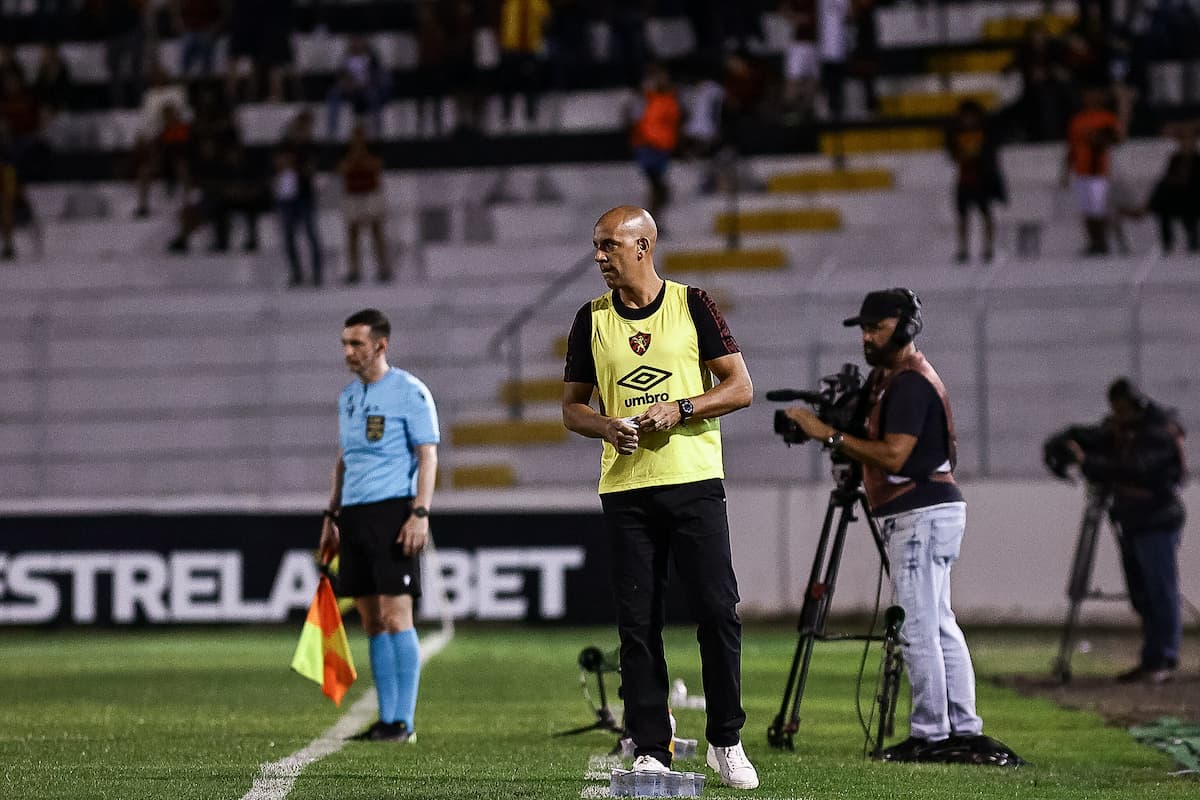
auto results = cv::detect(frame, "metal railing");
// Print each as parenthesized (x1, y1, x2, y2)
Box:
(486, 250, 596, 420)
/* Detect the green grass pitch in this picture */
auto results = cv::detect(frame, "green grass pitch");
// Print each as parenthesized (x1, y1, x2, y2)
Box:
(1, 625, 1192, 799)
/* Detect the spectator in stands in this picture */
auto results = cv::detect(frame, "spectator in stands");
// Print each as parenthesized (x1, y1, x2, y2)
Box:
(1, 124, 20, 260)
(946, 99, 1006, 264)
(628, 64, 680, 230)
(817, 0, 850, 125)
(445, 0, 482, 136)
(1008, 21, 1070, 142)
(32, 43, 72, 115)
(226, 0, 295, 103)
(679, 61, 725, 193)
(849, 0, 879, 113)
(326, 35, 390, 140)
(1063, 84, 1122, 256)
(174, 0, 227, 80)
(780, 0, 820, 125)
(0, 70, 49, 181)
(85, 0, 148, 108)
(134, 102, 190, 219)
(1145, 122, 1200, 255)
(721, 51, 771, 155)
(131, 61, 190, 217)
(497, 0, 551, 129)
(414, 1, 448, 138)
(0, 118, 39, 261)
(275, 109, 323, 287)
(0, 45, 28, 87)
(337, 124, 391, 284)
(167, 138, 263, 254)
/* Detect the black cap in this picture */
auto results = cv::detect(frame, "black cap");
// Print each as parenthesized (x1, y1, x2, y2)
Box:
(842, 289, 913, 327)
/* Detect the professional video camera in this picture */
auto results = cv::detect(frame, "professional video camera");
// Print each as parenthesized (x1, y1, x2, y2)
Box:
(768, 363, 867, 448)
(1042, 424, 1107, 480)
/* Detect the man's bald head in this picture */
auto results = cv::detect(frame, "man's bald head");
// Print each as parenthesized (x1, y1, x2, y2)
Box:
(595, 206, 658, 249)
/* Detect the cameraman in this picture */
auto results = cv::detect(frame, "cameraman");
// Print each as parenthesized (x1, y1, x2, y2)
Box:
(784, 288, 986, 763)
(1055, 378, 1187, 684)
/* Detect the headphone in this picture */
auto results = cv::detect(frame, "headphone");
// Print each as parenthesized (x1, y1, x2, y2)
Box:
(890, 287, 923, 346)
(1108, 377, 1147, 412)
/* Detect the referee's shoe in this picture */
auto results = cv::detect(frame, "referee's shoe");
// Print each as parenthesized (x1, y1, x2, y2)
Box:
(351, 720, 415, 743)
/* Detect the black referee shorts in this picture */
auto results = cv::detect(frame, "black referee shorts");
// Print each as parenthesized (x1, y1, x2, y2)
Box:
(336, 497, 423, 599)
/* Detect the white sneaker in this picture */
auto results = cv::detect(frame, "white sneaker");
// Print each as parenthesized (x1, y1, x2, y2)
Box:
(631, 754, 671, 773)
(706, 741, 759, 789)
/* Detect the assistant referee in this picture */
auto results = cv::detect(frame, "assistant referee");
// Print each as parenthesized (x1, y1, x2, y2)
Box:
(562, 206, 759, 790)
(320, 308, 439, 743)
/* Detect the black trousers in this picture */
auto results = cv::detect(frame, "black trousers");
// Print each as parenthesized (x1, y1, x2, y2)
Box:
(600, 478, 746, 765)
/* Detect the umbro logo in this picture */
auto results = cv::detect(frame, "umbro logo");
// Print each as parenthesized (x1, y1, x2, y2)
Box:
(617, 366, 671, 392)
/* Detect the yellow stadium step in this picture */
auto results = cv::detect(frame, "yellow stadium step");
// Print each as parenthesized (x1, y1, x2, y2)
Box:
(766, 168, 894, 193)
(927, 49, 1014, 74)
(713, 209, 841, 235)
(554, 335, 570, 358)
(982, 14, 1075, 40)
(451, 463, 517, 489)
(499, 377, 562, 405)
(450, 419, 568, 447)
(663, 246, 788, 273)
(879, 91, 998, 118)
(820, 127, 944, 155)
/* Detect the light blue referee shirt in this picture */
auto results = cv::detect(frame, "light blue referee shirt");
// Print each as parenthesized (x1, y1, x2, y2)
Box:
(339, 367, 440, 507)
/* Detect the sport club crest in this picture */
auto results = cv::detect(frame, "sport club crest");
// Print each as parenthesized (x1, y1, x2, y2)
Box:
(628, 331, 652, 355)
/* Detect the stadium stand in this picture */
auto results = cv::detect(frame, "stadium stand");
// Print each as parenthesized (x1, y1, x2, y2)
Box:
(2, 0, 1198, 498)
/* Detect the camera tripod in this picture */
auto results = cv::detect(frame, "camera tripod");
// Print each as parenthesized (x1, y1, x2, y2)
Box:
(767, 465, 894, 751)
(1052, 484, 1123, 683)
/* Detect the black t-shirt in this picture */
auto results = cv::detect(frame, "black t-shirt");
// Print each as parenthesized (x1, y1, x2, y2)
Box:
(563, 283, 738, 384)
(873, 370, 964, 517)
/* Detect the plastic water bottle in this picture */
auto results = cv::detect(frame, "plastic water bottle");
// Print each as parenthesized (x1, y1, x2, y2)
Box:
(671, 737, 698, 760)
(669, 678, 688, 707)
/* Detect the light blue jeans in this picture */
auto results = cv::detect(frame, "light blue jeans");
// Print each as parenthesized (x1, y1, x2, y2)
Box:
(879, 501, 983, 741)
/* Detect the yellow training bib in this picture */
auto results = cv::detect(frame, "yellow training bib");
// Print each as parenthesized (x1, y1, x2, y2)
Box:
(589, 281, 725, 493)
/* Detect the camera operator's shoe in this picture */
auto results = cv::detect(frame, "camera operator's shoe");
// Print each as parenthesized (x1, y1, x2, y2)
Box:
(880, 736, 934, 763)
(927, 734, 1028, 767)
(350, 720, 415, 743)
(631, 755, 670, 773)
(1117, 665, 1176, 684)
(706, 741, 759, 789)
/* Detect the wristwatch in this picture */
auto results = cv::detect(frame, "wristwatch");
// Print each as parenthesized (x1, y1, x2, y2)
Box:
(677, 398, 694, 424)
(823, 432, 844, 451)
(411, 506, 430, 519)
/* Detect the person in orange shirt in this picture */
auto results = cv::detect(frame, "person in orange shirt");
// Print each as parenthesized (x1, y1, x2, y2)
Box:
(629, 64, 681, 229)
(1063, 85, 1122, 256)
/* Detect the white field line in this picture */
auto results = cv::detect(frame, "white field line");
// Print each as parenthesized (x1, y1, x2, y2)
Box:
(241, 538, 457, 800)
(240, 628, 452, 800)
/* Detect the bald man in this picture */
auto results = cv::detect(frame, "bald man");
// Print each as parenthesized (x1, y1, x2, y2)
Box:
(562, 206, 759, 789)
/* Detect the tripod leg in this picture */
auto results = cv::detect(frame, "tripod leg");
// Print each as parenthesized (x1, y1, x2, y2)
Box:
(768, 633, 809, 749)
(769, 496, 840, 749)
(780, 500, 857, 746)
(1053, 491, 1105, 683)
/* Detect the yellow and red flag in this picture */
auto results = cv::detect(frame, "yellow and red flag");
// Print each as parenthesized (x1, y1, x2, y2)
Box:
(291, 575, 357, 704)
